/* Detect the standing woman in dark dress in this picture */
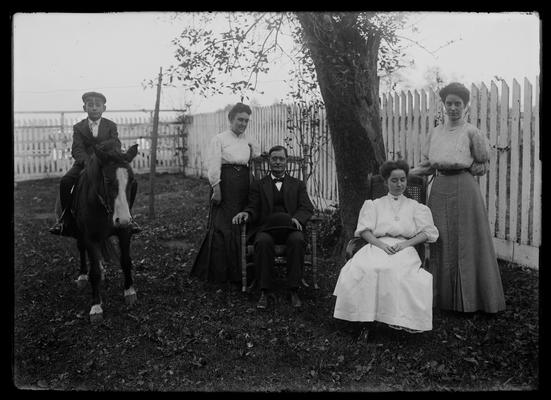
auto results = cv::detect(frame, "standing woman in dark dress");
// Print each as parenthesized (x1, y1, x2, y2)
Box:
(410, 82, 506, 314)
(191, 103, 259, 284)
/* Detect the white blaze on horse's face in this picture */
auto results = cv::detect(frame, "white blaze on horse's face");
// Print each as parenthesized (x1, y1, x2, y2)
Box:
(113, 167, 132, 227)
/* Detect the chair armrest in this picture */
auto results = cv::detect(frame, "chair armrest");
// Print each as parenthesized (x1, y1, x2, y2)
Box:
(308, 215, 324, 223)
(307, 215, 324, 230)
(345, 237, 368, 261)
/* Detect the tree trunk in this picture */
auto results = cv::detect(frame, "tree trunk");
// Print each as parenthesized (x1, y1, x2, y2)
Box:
(297, 12, 387, 260)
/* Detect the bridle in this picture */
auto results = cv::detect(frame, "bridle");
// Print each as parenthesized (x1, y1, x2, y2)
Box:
(97, 170, 114, 216)
(96, 163, 132, 217)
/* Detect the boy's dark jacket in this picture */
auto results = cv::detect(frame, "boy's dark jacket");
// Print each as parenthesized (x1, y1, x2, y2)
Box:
(71, 118, 121, 167)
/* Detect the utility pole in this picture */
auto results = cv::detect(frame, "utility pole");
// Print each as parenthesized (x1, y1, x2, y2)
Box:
(148, 67, 162, 219)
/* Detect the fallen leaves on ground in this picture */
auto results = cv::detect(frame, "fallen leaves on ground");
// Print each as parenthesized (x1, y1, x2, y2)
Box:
(13, 173, 539, 391)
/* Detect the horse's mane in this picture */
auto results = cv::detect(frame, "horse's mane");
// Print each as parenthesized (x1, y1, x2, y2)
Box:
(85, 154, 103, 205)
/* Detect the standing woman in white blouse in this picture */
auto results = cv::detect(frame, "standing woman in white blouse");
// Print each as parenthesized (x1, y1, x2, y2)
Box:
(333, 160, 439, 333)
(410, 82, 506, 314)
(191, 103, 260, 285)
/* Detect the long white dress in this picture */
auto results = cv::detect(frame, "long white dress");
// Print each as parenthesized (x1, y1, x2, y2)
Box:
(333, 194, 439, 332)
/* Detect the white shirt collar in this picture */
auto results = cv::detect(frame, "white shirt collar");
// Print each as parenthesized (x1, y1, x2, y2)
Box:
(88, 117, 101, 126)
(270, 173, 286, 180)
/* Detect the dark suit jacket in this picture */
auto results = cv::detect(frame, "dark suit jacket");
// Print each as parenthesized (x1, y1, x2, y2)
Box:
(71, 117, 121, 167)
(243, 173, 314, 237)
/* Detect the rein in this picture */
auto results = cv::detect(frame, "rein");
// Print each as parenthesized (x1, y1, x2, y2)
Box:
(97, 173, 113, 216)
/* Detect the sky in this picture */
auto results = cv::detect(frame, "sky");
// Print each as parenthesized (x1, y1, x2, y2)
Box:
(12, 12, 541, 118)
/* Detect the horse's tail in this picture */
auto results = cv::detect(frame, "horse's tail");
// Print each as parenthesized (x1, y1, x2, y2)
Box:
(100, 237, 120, 266)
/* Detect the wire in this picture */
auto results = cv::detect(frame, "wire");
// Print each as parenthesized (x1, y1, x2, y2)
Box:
(15, 85, 148, 94)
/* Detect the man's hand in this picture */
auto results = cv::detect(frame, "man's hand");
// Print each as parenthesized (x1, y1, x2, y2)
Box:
(211, 184, 222, 205)
(232, 211, 249, 225)
(469, 161, 487, 176)
(291, 217, 302, 231)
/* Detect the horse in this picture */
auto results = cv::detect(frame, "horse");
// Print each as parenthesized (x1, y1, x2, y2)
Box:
(56, 140, 139, 323)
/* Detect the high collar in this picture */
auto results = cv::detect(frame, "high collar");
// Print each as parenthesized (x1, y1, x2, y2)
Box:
(387, 192, 405, 201)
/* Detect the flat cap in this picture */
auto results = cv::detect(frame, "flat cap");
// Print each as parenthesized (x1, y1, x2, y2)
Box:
(82, 91, 107, 103)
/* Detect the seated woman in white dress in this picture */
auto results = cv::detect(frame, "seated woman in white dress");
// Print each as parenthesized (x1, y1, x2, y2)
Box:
(333, 159, 439, 333)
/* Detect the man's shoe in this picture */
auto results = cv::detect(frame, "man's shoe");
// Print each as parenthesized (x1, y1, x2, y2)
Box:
(129, 219, 141, 234)
(291, 291, 302, 308)
(49, 221, 64, 235)
(257, 291, 268, 309)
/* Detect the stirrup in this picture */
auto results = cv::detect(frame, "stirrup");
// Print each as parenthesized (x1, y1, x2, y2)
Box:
(49, 221, 64, 235)
(129, 219, 141, 234)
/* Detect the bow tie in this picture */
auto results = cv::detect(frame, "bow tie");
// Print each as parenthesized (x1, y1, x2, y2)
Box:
(272, 176, 284, 183)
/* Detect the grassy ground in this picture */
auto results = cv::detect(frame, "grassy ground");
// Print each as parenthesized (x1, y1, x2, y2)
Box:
(12, 172, 539, 391)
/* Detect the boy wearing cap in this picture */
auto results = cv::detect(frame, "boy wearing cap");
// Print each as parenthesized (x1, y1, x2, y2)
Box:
(49, 92, 140, 236)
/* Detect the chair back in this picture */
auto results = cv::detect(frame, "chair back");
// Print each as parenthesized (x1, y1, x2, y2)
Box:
(368, 173, 427, 203)
(250, 154, 308, 182)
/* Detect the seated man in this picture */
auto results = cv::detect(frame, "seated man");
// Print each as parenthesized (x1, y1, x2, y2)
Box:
(49, 91, 140, 236)
(232, 145, 314, 309)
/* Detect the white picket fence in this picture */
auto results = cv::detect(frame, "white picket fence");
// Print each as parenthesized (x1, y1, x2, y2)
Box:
(13, 114, 186, 181)
(380, 78, 540, 269)
(185, 78, 541, 269)
(13, 77, 540, 268)
(185, 103, 339, 212)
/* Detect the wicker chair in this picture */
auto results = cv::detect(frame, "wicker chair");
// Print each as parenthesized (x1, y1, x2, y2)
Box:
(345, 173, 428, 263)
(239, 154, 321, 292)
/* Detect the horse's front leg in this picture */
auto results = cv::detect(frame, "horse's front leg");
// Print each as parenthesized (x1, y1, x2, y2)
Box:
(85, 239, 104, 323)
(75, 236, 88, 289)
(118, 230, 137, 305)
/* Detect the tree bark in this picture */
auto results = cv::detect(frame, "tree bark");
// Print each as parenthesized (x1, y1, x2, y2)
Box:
(297, 12, 387, 259)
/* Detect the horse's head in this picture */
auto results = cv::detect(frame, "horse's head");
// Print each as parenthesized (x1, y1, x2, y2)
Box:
(91, 142, 139, 229)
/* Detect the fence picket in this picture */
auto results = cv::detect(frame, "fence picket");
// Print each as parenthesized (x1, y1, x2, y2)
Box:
(406, 91, 414, 165)
(387, 94, 395, 159)
(497, 81, 509, 239)
(400, 91, 407, 160)
(393, 93, 400, 160)
(381, 94, 388, 153)
(420, 90, 428, 161)
(520, 79, 532, 245)
(488, 81, 499, 237)
(479, 83, 489, 206)
(532, 76, 541, 247)
(413, 90, 421, 167)
(509, 80, 521, 242)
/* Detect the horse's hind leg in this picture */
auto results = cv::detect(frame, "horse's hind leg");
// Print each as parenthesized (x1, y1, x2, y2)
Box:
(75, 237, 88, 289)
(85, 241, 104, 323)
(119, 231, 137, 305)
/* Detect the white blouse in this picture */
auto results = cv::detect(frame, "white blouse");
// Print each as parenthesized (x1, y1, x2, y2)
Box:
(412, 121, 490, 175)
(207, 129, 260, 187)
(354, 194, 439, 243)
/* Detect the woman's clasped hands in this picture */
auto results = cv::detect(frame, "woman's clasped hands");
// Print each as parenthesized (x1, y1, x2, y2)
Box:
(381, 241, 407, 255)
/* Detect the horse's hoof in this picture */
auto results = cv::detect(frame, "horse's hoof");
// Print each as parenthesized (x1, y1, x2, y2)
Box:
(76, 275, 88, 289)
(124, 287, 137, 305)
(89, 304, 103, 324)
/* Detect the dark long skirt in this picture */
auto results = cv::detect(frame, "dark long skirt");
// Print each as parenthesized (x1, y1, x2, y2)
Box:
(190, 165, 250, 283)
(428, 171, 506, 313)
